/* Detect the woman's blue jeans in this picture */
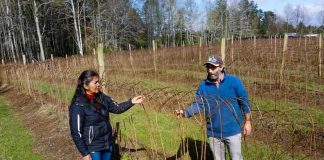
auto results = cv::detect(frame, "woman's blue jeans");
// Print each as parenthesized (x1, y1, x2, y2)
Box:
(90, 144, 113, 160)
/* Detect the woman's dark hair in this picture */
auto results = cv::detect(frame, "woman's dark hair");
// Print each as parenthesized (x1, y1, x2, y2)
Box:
(70, 70, 99, 106)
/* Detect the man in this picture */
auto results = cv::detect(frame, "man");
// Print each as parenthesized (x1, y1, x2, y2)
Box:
(175, 54, 252, 160)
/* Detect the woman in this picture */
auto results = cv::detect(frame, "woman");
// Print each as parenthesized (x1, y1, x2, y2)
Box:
(69, 70, 144, 160)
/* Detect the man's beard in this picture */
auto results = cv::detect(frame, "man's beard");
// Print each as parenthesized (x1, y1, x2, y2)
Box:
(207, 74, 219, 81)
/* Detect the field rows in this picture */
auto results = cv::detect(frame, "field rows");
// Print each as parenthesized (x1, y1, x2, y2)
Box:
(1, 38, 323, 159)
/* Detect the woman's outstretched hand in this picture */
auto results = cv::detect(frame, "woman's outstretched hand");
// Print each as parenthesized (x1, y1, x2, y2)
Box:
(131, 95, 145, 104)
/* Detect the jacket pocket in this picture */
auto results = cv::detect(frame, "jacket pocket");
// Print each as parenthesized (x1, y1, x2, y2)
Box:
(89, 126, 94, 144)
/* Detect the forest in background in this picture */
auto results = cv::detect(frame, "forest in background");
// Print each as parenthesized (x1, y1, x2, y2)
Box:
(1, 0, 324, 63)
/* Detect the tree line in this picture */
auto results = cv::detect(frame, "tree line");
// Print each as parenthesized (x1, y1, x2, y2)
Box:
(0, 0, 323, 63)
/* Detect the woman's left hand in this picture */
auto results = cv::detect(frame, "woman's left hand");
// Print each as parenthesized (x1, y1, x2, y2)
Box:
(131, 95, 145, 104)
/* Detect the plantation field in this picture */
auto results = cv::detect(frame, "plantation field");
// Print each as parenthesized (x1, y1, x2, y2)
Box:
(0, 38, 323, 159)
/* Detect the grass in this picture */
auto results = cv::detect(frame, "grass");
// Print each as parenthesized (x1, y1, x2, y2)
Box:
(21, 78, 324, 130)
(290, 81, 324, 92)
(111, 106, 308, 159)
(111, 75, 197, 92)
(18, 77, 324, 131)
(109, 76, 324, 127)
(14, 79, 319, 159)
(252, 97, 324, 132)
(31, 80, 74, 103)
(37, 104, 69, 127)
(0, 97, 43, 160)
(110, 106, 202, 154)
(112, 67, 324, 93)
(243, 143, 309, 160)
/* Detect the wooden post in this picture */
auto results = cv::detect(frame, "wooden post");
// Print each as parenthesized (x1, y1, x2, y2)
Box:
(92, 48, 96, 55)
(319, 34, 322, 77)
(231, 35, 234, 62)
(270, 35, 272, 48)
(199, 37, 202, 65)
(26, 72, 31, 95)
(22, 54, 26, 65)
(280, 33, 288, 87)
(254, 36, 256, 49)
(32, 60, 34, 64)
(221, 37, 226, 65)
(65, 54, 68, 68)
(274, 35, 277, 57)
(129, 44, 134, 72)
(98, 43, 105, 78)
(2, 69, 7, 85)
(299, 35, 302, 46)
(309, 36, 311, 43)
(1, 59, 4, 65)
(51, 54, 54, 61)
(97, 43, 106, 93)
(152, 40, 157, 74)
(304, 36, 307, 51)
(129, 44, 132, 60)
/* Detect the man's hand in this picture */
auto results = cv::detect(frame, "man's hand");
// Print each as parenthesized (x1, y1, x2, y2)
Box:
(175, 109, 184, 118)
(83, 154, 92, 160)
(243, 121, 252, 135)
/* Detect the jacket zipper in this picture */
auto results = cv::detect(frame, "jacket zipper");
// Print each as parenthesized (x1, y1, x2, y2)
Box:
(89, 126, 94, 144)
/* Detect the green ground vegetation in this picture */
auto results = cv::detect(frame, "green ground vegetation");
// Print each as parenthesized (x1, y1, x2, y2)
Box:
(16, 80, 315, 159)
(0, 97, 42, 160)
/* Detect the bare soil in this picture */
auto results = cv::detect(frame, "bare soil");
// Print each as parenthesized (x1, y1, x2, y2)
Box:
(0, 86, 80, 160)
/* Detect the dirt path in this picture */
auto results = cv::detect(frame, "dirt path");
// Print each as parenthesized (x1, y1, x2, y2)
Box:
(0, 85, 80, 160)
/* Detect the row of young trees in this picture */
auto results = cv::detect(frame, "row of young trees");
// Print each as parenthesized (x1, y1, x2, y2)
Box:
(0, 0, 323, 62)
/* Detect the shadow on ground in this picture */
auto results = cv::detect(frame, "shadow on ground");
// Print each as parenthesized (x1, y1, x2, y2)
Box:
(166, 137, 213, 160)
